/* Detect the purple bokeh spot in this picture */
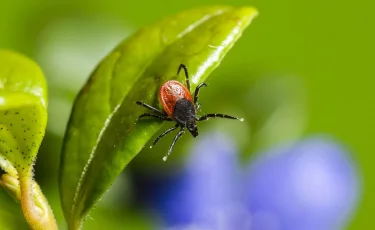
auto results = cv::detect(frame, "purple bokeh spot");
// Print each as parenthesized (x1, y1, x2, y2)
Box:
(156, 133, 249, 229)
(245, 138, 360, 230)
(147, 133, 360, 230)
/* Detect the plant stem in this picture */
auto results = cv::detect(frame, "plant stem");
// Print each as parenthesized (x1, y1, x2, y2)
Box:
(19, 174, 58, 230)
(68, 219, 83, 230)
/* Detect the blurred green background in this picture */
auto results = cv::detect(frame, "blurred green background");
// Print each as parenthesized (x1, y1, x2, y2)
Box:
(0, 0, 373, 229)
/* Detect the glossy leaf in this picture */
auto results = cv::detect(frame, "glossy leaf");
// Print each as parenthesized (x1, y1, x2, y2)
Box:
(59, 6, 258, 229)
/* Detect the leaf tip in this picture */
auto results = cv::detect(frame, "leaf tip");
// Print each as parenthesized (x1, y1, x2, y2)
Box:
(241, 6, 259, 17)
(235, 6, 259, 27)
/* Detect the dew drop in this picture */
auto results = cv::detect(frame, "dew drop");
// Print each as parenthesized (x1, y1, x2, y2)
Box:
(162, 156, 168, 161)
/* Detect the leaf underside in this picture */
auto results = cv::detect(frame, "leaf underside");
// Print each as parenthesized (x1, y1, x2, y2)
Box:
(0, 50, 47, 178)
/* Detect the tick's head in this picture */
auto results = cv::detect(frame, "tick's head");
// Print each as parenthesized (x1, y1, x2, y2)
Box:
(187, 120, 198, 137)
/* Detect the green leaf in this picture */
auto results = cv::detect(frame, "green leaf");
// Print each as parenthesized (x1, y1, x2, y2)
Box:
(0, 50, 47, 178)
(0, 50, 57, 230)
(59, 6, 258, 229)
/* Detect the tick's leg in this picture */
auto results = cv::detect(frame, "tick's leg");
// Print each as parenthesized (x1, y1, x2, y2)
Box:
(150, 124, 179, 148)
(197, 113, 244, 122)
(137, 113, 172, 121)
(136, 101, 165, 114)
(163, 127, 185, 161)
(177, 64, 190, 92)
(196, 102, 201, 111)
(194, 82, 207, 105)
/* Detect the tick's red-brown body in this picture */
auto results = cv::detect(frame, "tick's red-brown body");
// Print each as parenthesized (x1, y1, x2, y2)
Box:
(159, 80, 193, 118)
(136, 64, 243, 161)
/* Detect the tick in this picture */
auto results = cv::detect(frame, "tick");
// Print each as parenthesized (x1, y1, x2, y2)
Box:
(136, 64, 243, 161)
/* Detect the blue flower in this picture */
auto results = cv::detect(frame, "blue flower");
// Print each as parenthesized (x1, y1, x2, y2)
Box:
(146, 133, 360, 230)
